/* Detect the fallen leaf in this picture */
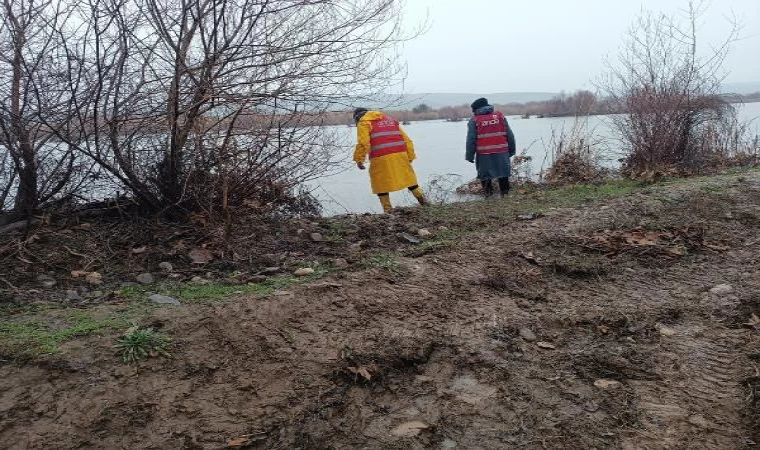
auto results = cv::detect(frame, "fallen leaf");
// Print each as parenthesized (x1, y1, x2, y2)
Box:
(390, 420, 430, 437)
(624, 230, 660, 246)
(131, 246, 148, 254)
(85, 272, 103, 285)
(71, 270, 89, 278)
(657, 324, 676, 336)
(594, 379, 622, 389)
(688, 414, 711, 429)
(346, 364, 377, 381)
(520, 252, 540, 264)
(226, 436, 251, 448)
(189, 212, 208, 227)
(188, 248, 213, 264)
(597, 325, 610, 334)
(745, 313, 760, 327)
(536, 341, 556, 350)
(73, 223, 92, 231)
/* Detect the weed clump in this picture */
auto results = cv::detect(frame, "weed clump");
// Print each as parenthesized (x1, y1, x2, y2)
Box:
(115, 325, 170, 364)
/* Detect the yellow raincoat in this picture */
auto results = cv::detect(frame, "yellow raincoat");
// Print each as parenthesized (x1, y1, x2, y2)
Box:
(353, 111, 418, 194)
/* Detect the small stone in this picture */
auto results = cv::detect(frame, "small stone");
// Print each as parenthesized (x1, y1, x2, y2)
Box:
(131, 246, 147, 254)
(536, 341, 556, 350)
(168, 273, 182, 280)
(390, 420, 430, 437)
(188, 248, 213, 264)
(441, 438, 457, 449)
(149, 294, 180, 305)
(309, 232, 324, 242)
(191, 276, 208, 284)
(246, 275, 267, 284)
(438, 226, 449, 232)
(333, 258, 349, 268)
(85, 272, 103, 285)
(519, 328, 537, 342)
(397, 232, 421, 245)
(294, 268, 315, 277)
(349, 243, 362, 252)
(594, 379, 622, 389)
(259, 267, 282, 275)
(657, 324, 676, 336)
(688, 414, 711, 429)
(709, 284, 734, 297)
(65, 290, 81, 301)
(583, 400, 600, 412)
(38, 275, 57, 289)
(136, 273, 154, 284)
(158, 262, 173, 273)
(417, 228, 432, 238)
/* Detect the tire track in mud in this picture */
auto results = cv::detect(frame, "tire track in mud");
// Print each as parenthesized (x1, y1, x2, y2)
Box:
(622, 329, 750, 449)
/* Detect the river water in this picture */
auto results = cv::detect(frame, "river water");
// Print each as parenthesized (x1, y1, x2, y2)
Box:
(310, 102, 760, 215)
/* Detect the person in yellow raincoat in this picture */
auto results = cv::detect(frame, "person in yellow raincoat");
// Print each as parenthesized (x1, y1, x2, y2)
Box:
(352, 108, 426, 213)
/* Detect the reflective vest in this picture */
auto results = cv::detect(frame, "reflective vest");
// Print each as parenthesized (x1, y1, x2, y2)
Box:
(369, 114, 407, 158)
(474, 111, 509, 155)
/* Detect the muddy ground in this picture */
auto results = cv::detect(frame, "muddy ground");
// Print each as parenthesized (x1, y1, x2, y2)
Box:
(1, 172, 759, 449)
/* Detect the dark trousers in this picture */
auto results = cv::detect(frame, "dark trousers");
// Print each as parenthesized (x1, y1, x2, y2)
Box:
(481, 178, 510, 197)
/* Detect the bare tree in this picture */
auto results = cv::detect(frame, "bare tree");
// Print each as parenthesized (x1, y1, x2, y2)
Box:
(44, 0, 412, 219)
(0, 0, 83, 220)
(600, 1, 740, 176)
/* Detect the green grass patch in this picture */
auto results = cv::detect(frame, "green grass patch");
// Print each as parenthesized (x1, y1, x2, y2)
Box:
(403, 229, 461, 257)
(700, 183, 726, 193)
(362, 253, 404, 275)
(417, 179, 641, 229)
(0, 310, 131, 357)
(119, 269, 328, 303)
(115, 325, 170, 364)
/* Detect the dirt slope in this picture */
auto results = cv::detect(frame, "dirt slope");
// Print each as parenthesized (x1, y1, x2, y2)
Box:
(1, 173, 759, 449)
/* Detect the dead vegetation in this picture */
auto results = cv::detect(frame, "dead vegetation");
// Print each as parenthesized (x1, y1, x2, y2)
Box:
(542, 121, 611, 185)
(572, 226, 716, 258)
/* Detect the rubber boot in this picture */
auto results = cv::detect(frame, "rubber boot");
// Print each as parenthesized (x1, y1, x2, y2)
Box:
(498, 177, 510, 197)
(481, 180, 494, 198)
(409, 185, 427, 206)
(378, 194, 392, 213)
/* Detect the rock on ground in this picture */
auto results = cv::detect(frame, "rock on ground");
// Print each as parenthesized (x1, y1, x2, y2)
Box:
(136, 273, 155, 284)
(149, 294, 180, 305)
(709, 284, 734, 297)
(294, 268, 315, 277)
(519, 328, 537, 342)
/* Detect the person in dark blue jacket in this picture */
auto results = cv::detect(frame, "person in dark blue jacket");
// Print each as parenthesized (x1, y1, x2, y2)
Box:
(465, 97, 516, 197)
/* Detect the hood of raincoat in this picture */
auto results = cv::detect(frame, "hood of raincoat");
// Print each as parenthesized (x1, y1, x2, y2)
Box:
(474, 105, 495, 115)
(357, 110, 387, 122)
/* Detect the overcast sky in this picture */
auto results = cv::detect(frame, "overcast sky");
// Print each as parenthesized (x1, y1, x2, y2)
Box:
(399, 0, 760, 93)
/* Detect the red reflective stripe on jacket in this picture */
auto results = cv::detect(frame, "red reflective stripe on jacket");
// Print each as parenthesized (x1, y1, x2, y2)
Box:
(369, 115, 406, 159)
(474, 112, 509, 155)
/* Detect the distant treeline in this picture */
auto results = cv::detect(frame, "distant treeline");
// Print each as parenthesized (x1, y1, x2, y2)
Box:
(316, 90, 760, 126)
